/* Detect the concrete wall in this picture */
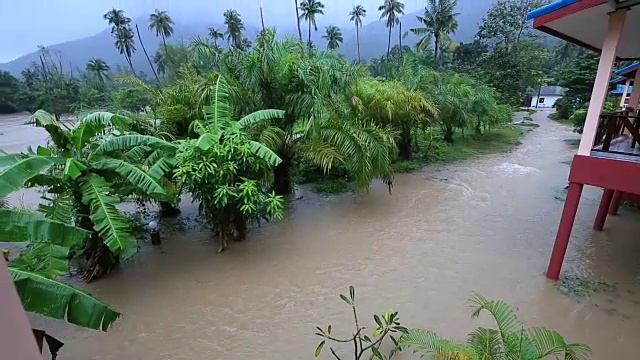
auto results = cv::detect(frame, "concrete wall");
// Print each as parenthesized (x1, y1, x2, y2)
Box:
(530, 95, 561, 109)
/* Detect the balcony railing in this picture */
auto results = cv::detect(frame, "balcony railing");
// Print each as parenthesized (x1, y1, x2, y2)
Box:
(591, 110, 640, 159)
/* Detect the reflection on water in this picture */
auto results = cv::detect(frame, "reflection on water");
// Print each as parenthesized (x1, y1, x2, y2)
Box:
(2, 111, 640, 359)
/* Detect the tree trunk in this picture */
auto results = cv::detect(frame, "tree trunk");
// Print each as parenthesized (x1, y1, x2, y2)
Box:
(260, 7, 265, 31)
(398, 129, 412, 160)
(443, 126, 454, 143)
(75, 202, 118, 282)
(273, 154, 293, 195)
(135, 24, 160, 84)
(295, 0, 303, 42)
(386, 25, 392, 73)
(356, 25, 361, 62)
(399, 21, 403, 60)
(434, 33, 439, 68)
(308, 21, 312, 49)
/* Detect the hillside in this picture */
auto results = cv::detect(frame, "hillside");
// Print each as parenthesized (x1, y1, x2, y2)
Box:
(0, 0, 493, 76)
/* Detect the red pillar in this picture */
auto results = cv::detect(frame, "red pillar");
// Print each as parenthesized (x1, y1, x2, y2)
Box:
(608, 191, 623, 215)
(594, 188, 614, 231)
(547, 182, 583, 280)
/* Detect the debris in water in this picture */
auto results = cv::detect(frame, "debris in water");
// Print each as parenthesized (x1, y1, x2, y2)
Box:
(557, 274, 616, 298)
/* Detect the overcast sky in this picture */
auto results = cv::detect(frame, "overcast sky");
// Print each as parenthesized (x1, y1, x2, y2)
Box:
(0, 0, 427, 62)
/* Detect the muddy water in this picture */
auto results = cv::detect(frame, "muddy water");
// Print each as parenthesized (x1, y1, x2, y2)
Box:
(3, 111, 640, 359)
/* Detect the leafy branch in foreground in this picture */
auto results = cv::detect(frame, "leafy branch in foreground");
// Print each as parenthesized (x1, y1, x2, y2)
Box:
(314, 286, 406, 360)
(398, 293, 591, 360)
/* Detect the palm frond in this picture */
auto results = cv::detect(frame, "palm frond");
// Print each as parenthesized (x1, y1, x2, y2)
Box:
(9, 268, 120, 331)
(398, 329, 477, 360)
(80, 174, 137, 259)
(469, 292, 522, 344)
(467, 327, 502, 359)
(0, 154, 64, 199)
(527, 327, 591, 360)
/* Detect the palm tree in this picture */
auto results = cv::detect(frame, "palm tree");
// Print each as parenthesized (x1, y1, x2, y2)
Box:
(411, 0, 459, 68)
(298, 0, 325, 48)
(208, 27, 225, 46)
(294, 0, 304, 42)
(114, 25, 136, 73)
(148, 9, 175, 57)
(323, 25, 343, 50)
(224, 9, 246, 49)
(349, 5, 367, 62)
(399, 293, 591, 360)
(86, 58, 110, 84)
(378, 0, 405, 62)
(103, 8, 131, 33)
(104, 9, 136, 74)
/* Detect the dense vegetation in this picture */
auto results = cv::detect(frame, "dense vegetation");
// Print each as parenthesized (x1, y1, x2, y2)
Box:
(0, 0, 585, 355)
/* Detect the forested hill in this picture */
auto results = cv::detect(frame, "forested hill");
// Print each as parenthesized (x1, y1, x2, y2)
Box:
(0, 0, 492, 76)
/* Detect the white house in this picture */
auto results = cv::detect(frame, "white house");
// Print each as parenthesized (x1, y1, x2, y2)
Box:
(529, 86, 566, 109)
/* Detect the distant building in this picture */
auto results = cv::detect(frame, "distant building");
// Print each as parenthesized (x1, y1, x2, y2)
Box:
(529, 86, 566, 109)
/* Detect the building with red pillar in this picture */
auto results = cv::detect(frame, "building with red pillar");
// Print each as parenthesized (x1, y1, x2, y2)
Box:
(528, 0, 640, 280)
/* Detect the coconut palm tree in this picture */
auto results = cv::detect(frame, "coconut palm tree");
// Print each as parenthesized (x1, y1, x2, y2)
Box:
(399, 293, 591, 360)
(294, 0, 304, 42)
(86, 58, 110, 84)
(208, 27, 225, 46)
(298, 0, 325, 48)
(411, 0, 459, 68)
(323, 25, 343, 50)
(378, 0, 405, 63)
(349, 5, 367, 62)
(114, 25, 137, 74)
(149, 9, 175, 57)
(223, 9, 246, 49)
(103, 8, 131, 33)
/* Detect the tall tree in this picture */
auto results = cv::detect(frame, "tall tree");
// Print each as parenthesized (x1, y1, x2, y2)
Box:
(299, 0, 326, 48)
(323, 25, 343, 50)
(378, 0, 405, 62)
(349, 5, 367, 62)
(294, 0, 304, 42)
(208, 27, 225, 46)
(103, 9, 136, 74)
(411, 0, 459, 68)
(148, 9, 175, 57)
(223, 9, 246, 49)
(85, 58, 110, 84)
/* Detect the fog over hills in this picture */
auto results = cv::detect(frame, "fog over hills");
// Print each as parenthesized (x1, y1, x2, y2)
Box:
(0, 0, 494, 76)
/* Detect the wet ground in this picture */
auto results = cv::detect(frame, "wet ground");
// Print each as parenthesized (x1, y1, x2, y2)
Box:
(2, 111, 640, 359)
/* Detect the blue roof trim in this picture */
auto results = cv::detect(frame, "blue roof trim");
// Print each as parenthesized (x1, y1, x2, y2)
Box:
(527, 0, 578, 20)
(611, 84, 634, 94)
(614, 62, 640, 75)
(611, 76, 626, 84)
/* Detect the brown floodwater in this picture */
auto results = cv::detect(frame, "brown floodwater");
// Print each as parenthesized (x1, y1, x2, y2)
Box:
(3, 111, 640, 359)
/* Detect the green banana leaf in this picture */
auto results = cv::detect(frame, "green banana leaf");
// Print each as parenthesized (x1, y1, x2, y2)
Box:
(0, 154, 64, 199)
(0, 208, 89, 247)
(70, 112, 130, 150)
(95, 134, 176, 154)
(10, 268, 120, 331)
(91, 158, 170, 201)
(80, 174, 138, 259)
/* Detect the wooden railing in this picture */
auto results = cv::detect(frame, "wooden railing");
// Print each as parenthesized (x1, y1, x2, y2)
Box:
(592, 110, 640, 156)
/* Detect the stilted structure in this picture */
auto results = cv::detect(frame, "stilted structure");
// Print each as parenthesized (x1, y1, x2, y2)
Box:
(528, 0, 640, 280)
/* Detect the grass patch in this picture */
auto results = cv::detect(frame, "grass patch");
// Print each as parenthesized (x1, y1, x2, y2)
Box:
(527, 109, 538, 115)
(549, 113, 574, 126)
(424, 126, 524, 164)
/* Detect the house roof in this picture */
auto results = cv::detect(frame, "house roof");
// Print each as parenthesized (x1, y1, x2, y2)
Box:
(534, 86, 566, 96)
(611, 84, 634, 93)
(527, 0, 640, 60)
(609, 62, 640, 84)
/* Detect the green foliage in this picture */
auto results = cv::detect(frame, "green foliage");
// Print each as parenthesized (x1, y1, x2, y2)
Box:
(555, 51, 599, 120)
(398, 293, 591, 360)
(2, 207, 120, 331)
(0, 70, 22, 113)
(314, 286, 406, 360)
(175, 75, 284, 251)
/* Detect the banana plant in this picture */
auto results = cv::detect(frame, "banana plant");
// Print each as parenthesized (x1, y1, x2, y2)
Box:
(1, 110, 171, 281)
(1, 207, 119, 332)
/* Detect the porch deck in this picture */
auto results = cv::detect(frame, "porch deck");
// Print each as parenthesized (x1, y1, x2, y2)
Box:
(592, 135, 640, 162)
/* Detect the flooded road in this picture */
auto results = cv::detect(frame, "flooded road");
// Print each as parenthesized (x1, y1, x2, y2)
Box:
(3, 111, 640, 359)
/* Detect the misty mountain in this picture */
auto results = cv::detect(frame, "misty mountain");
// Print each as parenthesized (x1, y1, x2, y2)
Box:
(0, 0, 493, 77)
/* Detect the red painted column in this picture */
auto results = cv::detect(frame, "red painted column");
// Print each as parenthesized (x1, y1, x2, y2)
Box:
(608, 191, 623, 215)
(594, 188, 614, 231)
(547, 182, 583, 280)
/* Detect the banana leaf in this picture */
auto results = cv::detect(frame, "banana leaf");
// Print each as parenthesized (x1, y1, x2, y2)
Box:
(0, 208, 89, 247)
(10, 268, 120, 331)
(0, 154, 64, 199)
